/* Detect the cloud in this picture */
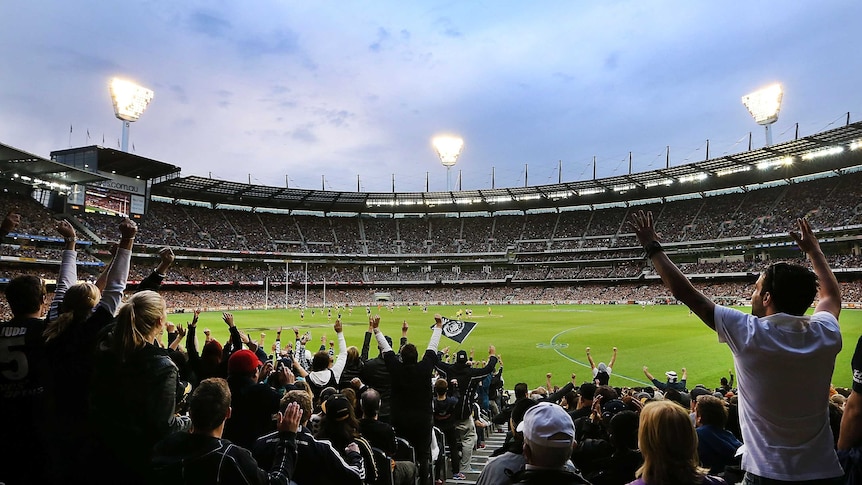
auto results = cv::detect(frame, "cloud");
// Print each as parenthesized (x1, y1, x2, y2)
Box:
(188, 10, 232, 39)
(369, 27, 391, 52)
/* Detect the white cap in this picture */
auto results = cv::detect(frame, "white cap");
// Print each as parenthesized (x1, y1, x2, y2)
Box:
(666, 371, 678, 383)
(516, 402, 575, 448)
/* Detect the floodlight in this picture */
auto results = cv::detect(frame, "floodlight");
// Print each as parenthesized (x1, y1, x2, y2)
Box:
(742, 83, 783, 146)
(432, 135, 464, 191)
(109, 77, 154, 152)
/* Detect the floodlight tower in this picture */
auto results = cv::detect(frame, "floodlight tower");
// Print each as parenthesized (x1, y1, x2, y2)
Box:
(432, 135, 464, 191)
(742, 83, 783, 147)
(109, 77, 154, 152)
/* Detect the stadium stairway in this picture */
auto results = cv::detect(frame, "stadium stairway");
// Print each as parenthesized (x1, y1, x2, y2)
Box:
(443, 427, 508, 485)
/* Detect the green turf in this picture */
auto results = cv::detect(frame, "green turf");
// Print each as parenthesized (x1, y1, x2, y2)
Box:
(177, 304, 862, 390)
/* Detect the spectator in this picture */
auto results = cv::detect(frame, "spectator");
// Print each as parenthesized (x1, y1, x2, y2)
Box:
(631, 211, 844, 482)
(508, 402, 589, 484)
(632, 400, 725, 485)
(642, 366, 687, 392)
(433, 378, 464, 480)
(151, 378, 300, 484)
(476, 398, 537, 485)
(315, 393, 376, 484)
(372, 313, 443, 485)
(582, 410, 643, 485)
(694, 395, 741, 474)
(89, 290, 192, 484)
(307, 319, 348, 398)
(435, 345, 498, 475)
(360, 314, 403, 423)
(42, 218, 135, 483)
(359, 388, 418, 485)
(718, 370, 734, 395)
(223, 347, 284, 449)
(254, 390, 364, 485)
(0, 213, 49, 484)
(586, 346, 617, 386)
(839, 334, 862, 478)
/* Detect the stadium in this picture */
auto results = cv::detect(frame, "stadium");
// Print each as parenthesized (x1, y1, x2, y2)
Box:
(1, 113, 862, 383)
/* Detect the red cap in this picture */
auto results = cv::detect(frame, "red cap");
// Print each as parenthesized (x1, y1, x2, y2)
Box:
(228, 349, 262, 375)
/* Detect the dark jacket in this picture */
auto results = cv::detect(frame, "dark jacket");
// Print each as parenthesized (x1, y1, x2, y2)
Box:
(90, 331, 191, 483)
(152, 431, 296, 485)
(436, 356, 499, 420)
(253, 426, 365, 485)
(223, 375, 281, 449)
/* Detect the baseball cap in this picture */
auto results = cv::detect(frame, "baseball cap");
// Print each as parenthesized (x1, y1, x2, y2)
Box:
(227, 349, 261, 375)
(322, 394, 352, 421)
(516, 402, 575, 448)
(665, 371, 678, 382)
(455, 350, 469, 364)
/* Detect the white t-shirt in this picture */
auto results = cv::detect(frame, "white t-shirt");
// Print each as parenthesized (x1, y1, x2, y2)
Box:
(714, 305, 842, 480)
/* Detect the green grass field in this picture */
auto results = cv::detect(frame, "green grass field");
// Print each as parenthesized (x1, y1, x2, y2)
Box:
(181, 304, 862, 390)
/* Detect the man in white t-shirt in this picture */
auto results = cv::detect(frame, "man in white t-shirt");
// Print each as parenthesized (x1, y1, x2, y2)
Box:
(586, 346, 617, 386)
(630, 211, 843, 484)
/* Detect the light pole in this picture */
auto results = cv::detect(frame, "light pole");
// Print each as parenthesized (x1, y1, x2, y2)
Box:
(432, 135, 464, 191)
(109, 77, 154, 152)
(742, 83, 783, 147)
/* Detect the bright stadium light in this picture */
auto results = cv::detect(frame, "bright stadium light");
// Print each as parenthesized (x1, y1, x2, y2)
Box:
(432, 135, 464, 191)
(742, 83, 783, 147)
(110, 77, 154, 152)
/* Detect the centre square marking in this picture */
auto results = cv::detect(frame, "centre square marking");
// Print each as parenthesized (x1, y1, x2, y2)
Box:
(536, 342, 569, 349)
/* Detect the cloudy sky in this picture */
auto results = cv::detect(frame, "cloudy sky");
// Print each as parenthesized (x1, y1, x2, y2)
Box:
(2, 1, 861, 193)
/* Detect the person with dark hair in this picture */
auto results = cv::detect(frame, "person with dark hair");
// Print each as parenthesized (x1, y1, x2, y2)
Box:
(582, 410, 643, 485)
(90, 290, 192, 484)
(360, 314, 406, 423)
(152, 378, 301, 485)
(718, 370, 734, 395)
(315, 393, 376, 483)
(372, 313, 443, 485)
(695, 395, 741, 474)
(0, 211, 47, 485)
(631, 211, 843, 482)
(307, 319, 348, 398)
(433, 377, 463, 479)
(435, 338, 498, 475)
(254, 390, 365, 485)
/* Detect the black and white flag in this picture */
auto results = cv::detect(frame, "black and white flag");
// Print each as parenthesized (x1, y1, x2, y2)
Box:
(432, 316, 478, 344)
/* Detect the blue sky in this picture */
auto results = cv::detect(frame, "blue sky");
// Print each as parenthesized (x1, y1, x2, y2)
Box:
(1, 1, 861, 193)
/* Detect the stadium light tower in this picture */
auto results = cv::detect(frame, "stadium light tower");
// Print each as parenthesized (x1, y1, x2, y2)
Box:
(109, 77, 154, 152)
(742, 83, 783, 147)
(432, 135, 464, 191)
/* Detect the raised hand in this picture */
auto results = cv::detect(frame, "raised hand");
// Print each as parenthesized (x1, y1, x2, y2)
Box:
(434, 313, 443, 328)
(334, 319, 343, 334)
(790, 217, 821, 255)
(56, 220, 76, 240)
(628, 210, 659, 246)
(370, 314, 381, 331)
(222, 312, 235, 327)
(119, 218, 138, 239)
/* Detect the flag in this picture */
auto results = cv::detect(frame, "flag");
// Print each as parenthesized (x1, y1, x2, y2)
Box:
(432, 317, 477, 344)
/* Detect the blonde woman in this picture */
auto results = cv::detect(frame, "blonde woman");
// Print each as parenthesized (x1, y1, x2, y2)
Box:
(629, 401, 725, 485)
(90, 290, 191, 484)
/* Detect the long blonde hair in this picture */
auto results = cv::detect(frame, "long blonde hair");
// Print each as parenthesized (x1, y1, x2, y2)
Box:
(43, 283, 100, 341)
(636, 400, 708, 485)
(114, 290, 166, 360)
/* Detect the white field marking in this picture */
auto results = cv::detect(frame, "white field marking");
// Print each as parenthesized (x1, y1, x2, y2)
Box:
(549, 327, 651, 386)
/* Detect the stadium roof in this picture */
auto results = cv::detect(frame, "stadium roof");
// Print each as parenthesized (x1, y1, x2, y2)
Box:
(50, 146, 182, 181)
(155, 120, 862, 214)
(0, 142, 109, 187)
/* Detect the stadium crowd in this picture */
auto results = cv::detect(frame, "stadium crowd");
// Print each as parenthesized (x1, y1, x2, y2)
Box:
(1, 203, 862, 485)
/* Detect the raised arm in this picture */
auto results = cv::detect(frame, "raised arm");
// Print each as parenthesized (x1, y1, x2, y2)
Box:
(48, 220, 78, 320)
(427, 314, 443, 352)
(609, 347, 618, 368)
(137, 247, 174, 292)
(94, 218, 136, 317)
(630, 210, 716, 329)
(791, 217, 840, 318)
(331, 319, 348, 381)
(585, 347, 596, 369)
(643, 366, 655, 381)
